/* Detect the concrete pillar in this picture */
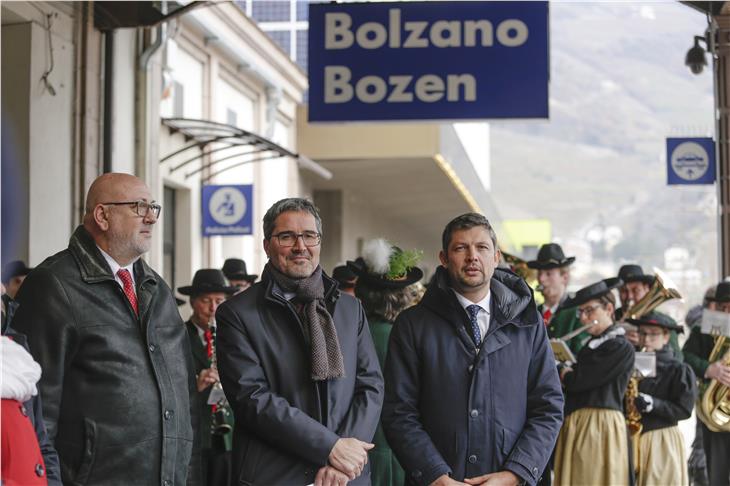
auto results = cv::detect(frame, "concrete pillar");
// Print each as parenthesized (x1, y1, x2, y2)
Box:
(714, 13, 730, 278)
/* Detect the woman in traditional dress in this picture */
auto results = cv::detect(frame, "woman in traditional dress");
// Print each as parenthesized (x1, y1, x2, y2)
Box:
(553, 278, 635, 486)
(627, 312, 696, 486)
(347, 238, 423, 486)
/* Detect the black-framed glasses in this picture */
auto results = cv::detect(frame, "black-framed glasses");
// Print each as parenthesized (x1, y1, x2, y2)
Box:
(102, 200, 162, 218)
(638, 330, 664, 338)
(271, 231, 321, 247)
(576, 303, 603, 318)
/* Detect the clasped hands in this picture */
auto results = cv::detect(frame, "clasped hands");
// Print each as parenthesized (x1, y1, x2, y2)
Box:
(430, 471, 522, 486)
(315, 438, 374, 486)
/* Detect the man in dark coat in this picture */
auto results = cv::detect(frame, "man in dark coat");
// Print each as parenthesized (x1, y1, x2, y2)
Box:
(216, 197, 384, 486)
(382, 213, 564, 486)
(179, 269, 238, 486)
(12, 173, 200, 485)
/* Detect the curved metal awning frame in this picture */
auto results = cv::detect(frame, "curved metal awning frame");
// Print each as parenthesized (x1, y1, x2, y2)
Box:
(160, 118, 332, 182)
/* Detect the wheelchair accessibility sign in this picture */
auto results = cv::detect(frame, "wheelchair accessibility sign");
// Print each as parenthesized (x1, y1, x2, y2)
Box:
(202, 185, 253, 236)
(666, 137, 715, 185)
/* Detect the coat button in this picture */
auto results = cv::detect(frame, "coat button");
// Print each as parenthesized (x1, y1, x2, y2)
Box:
(470, 409, 479, 418)
(163, 480, 171, 486)
(149, 344, 156, 353)
(468, 365, 474, 373)
(20, 404, 28, 416)
(35, 463, 45, 477)
(533, 467, 539, 475)
(468, 454, 477, 464)
(412, 470, 422, 479)
(164, 410, 174, 420)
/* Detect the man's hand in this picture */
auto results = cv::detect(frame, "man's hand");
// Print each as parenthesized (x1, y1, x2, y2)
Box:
(196, 368, 219, 392)
(464, 471, 521, 486)
(429, 474, 468, 486)
(315, 466, 350, 486)
(705, 361, 730, 387)
(328, 438, 374, 480)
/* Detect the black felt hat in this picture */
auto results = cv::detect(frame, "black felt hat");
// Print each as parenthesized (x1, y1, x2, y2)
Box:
(1, 260, 33, 284)
(178, 269, 239, 296)
(617, 264, 655, 285)
(526, 243, 575, 270)
(221, 258, 257, 282)
(710, 281, 730, 303)
(347, 258, 423, 289)
(332, 265, 358, 287)
(626, 311, 684, 333)
(563, 277, 623, 309)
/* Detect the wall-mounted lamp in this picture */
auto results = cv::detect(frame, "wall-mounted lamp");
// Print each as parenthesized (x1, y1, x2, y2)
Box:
(686, 35, 709, 75)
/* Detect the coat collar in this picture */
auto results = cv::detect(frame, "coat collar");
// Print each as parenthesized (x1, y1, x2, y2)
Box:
(262, 267, 341, 307)
(68, 226, 157, 288)
(422, 266, 539, 333)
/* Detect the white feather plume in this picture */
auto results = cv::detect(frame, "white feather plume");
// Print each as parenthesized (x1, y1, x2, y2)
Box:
(361, 238, 392, 275)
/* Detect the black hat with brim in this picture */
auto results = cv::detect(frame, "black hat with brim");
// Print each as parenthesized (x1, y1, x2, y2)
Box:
(563, 277, 623, 309)
(626, 311, 684, 333)
(332, 265, 358, 286)
(526, 243, 575, 270)
(178, 269, 239, 296)
(618, 264, 655, 285)
(710, 281, 730, 303)
(347, 258, 423, 290)
(2, 260, 33, 283)
(221, 258, 258, 282)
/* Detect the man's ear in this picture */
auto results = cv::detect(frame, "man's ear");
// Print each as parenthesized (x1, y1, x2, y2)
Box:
(263, 238, 270, 258)
(94, 205, 110, 231)
(438, 250, 448, 267)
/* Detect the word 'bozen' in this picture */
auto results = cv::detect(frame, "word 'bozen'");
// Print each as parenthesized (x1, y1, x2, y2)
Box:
(321, 8, 531, 105)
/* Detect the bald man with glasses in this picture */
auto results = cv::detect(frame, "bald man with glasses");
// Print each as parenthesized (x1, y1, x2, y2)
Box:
(13, 173, 200, 485)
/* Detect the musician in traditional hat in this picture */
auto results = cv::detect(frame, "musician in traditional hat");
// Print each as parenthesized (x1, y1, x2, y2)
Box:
(683, 281, 730, 486)
(347, 238, 423, 486)
(616, 264, 683, 358)
(179, 269, 238, 486)
(332, 264, 358, 297)
(625, 312, 696, 486)
(553, 278, 635, 486)
(527, 243, 587, 353)
(221, 258, 258, 295)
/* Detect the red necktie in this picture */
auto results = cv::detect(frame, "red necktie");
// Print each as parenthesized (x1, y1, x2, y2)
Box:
(542, 308, 552, 325)
(117, 269, 138, 316)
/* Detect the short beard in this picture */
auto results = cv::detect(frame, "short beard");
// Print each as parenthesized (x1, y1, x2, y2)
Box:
(107, 229, 150, 264)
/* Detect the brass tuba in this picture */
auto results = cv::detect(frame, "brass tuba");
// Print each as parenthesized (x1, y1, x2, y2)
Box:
(500, 251, 537, 288)
(696, 332, 730, 432)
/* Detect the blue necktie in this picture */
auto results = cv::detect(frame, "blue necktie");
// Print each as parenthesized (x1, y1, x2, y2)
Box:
(466, 304, 482, 346)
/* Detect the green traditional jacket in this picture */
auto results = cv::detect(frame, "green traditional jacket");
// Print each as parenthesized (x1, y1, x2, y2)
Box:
(539, 301, 589, 355)
(368, 317, 405, 486)
(682, 325, 714, 380)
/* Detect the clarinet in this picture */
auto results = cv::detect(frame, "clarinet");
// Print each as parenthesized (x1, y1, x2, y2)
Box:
(209, 323, 232, 436)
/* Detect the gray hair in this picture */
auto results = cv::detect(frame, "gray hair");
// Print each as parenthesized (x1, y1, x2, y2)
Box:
(441, 213, 498, 251)
(263, 198, 322, 239)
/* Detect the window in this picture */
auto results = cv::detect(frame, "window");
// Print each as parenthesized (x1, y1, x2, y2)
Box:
(267, 30, 291, 55)
(296, 0, 309, 21)
(296, 30, 308, 70)
(163, 186, 176, 288)
(227, 108, 238, 128)
(252, 1, 290, 22)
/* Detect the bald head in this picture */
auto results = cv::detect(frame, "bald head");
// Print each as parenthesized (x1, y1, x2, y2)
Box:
(83, 173, 157, 266)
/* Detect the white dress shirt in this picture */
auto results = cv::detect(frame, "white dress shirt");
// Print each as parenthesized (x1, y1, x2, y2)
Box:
(97, 246, 138, 295)
(452, 289, 492, 338)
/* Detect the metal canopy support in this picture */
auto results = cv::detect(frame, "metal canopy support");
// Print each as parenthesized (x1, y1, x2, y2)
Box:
(160, 118, 332, 180)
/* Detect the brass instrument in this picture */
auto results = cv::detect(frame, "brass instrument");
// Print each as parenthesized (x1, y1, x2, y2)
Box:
(619, 268, 681, 474)
(696, 332, 730, 432)
(501, 251, 537, 288)
(209, 323, 232, 436)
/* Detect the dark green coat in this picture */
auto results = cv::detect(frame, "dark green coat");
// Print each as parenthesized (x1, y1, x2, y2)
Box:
(682, 325, 714, 380)
(368, 317, 405, 486)
(539, 303, 588, 354)
(185, 321, 234, 453)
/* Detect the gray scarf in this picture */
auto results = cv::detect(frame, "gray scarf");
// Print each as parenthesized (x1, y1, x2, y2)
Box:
(264, 263, 345, 380)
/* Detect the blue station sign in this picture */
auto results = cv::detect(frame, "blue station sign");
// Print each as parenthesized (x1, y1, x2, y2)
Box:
(202, 185, 253, 236)
(308, 1, 549, 122)
(666, 138, 716, 185)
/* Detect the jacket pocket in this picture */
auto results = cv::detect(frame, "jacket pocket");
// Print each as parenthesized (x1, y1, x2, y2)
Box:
(74, 418, 98, 485)
(238, 440, 262, 484)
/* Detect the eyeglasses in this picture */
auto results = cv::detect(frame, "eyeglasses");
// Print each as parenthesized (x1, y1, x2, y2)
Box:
(639, 330, 665, 338)
(576, 303, 603, 317)
(102, 201, 162, 218)
(270, 231, 321, 247)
